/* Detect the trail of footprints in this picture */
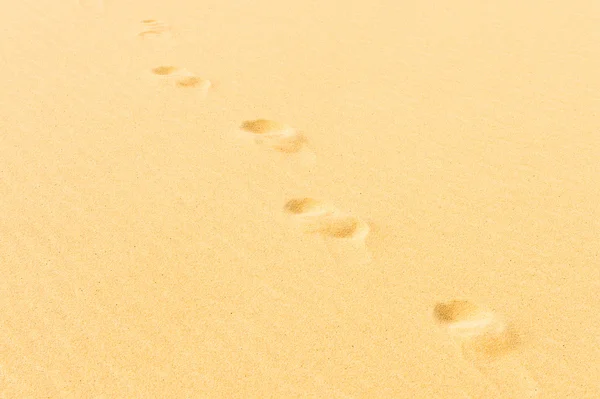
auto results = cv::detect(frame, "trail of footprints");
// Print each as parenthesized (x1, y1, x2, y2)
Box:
(130, 14, 539, 397)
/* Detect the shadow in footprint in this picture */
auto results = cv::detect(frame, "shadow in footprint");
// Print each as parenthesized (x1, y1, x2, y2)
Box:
(434, 300, 541, 398)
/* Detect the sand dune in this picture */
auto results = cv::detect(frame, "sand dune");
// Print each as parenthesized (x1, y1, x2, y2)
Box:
(1, 0, 599, 397)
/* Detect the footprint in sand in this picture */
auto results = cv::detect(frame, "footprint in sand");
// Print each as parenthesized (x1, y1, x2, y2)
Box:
(137, 19, 173, 40)
(236, 119, 317, 165)
(147, 65, 212, 94)
(283, 197, 372, 265)
(283, 198, 338, 230)
(434, 300, 541, 398)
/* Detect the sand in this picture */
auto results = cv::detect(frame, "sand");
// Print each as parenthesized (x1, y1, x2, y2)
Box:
(1, 0, 599, 397)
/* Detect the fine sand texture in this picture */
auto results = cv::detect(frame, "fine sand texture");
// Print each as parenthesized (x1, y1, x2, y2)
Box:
(1, 0, 599, 397)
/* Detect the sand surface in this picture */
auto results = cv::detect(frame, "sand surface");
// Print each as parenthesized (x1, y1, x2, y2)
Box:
(1, 0, 599, 397)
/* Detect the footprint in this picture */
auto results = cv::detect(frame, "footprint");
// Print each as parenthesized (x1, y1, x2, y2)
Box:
(237, 119, 317, 164)
(283, 197, 339, 232)
(434, 300, 501, 341)
(174, 74, 212, 90)
(314, 214, 371, 241)
(283, 198, 372, 265)
(137, 19, 173, 39)
(434, 300, 540, 398)
(150, 65, 180, 77)
(316, 214, 372, 266)
(147, 66, 212, 95)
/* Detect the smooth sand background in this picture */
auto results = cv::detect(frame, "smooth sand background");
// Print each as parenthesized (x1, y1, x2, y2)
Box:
(1, 0, 599, 397)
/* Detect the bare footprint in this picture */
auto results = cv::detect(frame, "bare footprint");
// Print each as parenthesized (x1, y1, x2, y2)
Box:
(283, 198, 339, 232)
(283, 198, 372, 265)
(237, 119, 317, 165)
(150, 65, 180, 77)
(434, 300, 540, 398)
(316, 214, 372, 266)
(137, 19, 173, 40)
(315, 214, 371, 241)
(147, 66, 212, 95)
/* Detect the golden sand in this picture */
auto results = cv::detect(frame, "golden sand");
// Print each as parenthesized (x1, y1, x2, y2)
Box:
(1, 0, 598, 397)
